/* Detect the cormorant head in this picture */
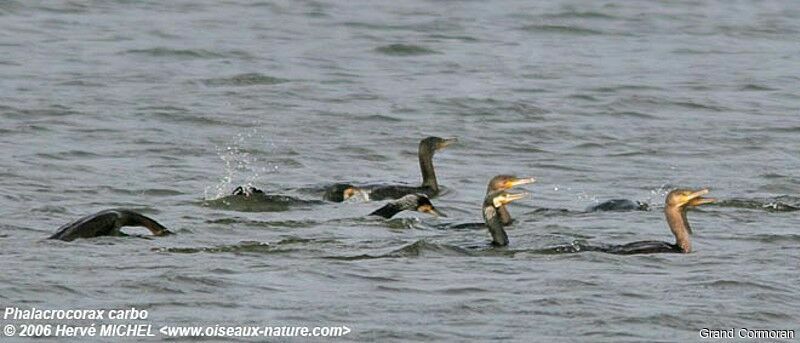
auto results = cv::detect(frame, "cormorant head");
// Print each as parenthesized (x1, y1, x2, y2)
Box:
(666, 188, 715, 209)
(419, 136, 457, 154)
(412, 194, 446, 217)
(232, 186, 264, 197)
(487, 175, 536, 193)
(324, 183, 366, 202)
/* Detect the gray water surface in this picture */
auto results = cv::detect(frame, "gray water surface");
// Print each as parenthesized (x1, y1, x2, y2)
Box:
(2, 1, 799, 341)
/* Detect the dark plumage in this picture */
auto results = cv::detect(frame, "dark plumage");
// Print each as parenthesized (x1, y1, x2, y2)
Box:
(326, 136, 456, 202)
(368, 194, 445, 219)
(586, 199, 649, 212)
(48, 209, 173, 242)
(323, 183, 363, 202)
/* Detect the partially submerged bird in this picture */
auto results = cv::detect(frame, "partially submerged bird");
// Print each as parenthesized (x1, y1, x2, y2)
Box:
(322, 183, 367, 202)
(577, 188, 714, 254)
(368, 194, 446, 219)
(586, 199, 649, 212)
(325, 136, 457, 202)
(211, 186, 324, 212)
(48, 209, 173, 242)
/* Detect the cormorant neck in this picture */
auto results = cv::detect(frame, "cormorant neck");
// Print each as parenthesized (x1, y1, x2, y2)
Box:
(122, 211, 171, 236)
(419, 145, 438, 191)
(484, 206, 509, 246)
(498, 205, 513, 225)
(664, 206, 691, 253)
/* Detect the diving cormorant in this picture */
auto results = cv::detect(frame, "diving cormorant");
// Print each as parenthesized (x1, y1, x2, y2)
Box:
(48, 209, 173, 242)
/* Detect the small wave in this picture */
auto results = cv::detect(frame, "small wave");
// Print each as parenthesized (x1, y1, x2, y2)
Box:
(714, 197, 799, 212)
(202, 73, 289, 86)
(748, 234, 800, 244)
(125, 48, 246, 59)
(691, 279, 789, 293)
(740, 84, 777, 91)
(374, 44, 438, 56)
(426, 34, 479, 42)
(590, 84, 665, 92)
(153, 240, 300, 255)
(325, 240, 475, 260)
(519, 24, 603, 35)
(0, 0, 22, 15)
(35, 150, 102, 160)
(542, 11, 617, 19)
(341, 22, 411, 31)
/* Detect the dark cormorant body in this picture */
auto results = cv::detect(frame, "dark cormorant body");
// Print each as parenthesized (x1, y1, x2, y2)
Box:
(325, 137, 456, 202)
(587, 199, 649, 212)
(369, 194, 445, 219)
(210, 186, 324, 212)
(49, 209, 173, 242)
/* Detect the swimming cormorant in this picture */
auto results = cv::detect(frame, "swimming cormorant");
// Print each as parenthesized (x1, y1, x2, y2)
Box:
(369, 194, 446, 219)
(326, 136, 456, 202)
(48, 209, 173, 242)
(577, 188, 714, 254)
(586, 199, 650, 212)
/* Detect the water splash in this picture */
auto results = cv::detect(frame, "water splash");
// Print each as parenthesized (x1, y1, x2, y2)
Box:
(204, 128, 277, 200)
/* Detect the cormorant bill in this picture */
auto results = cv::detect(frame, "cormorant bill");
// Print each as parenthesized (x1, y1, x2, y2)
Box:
(361, 136, 457, 201)
(368, 194, 446, 219)
(483, 190, 528, 246)
(48, 209, 173, 242)
(486, 175, 535, 225)
(323, 183, 367, 202)
(576, 188, 715, 254)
